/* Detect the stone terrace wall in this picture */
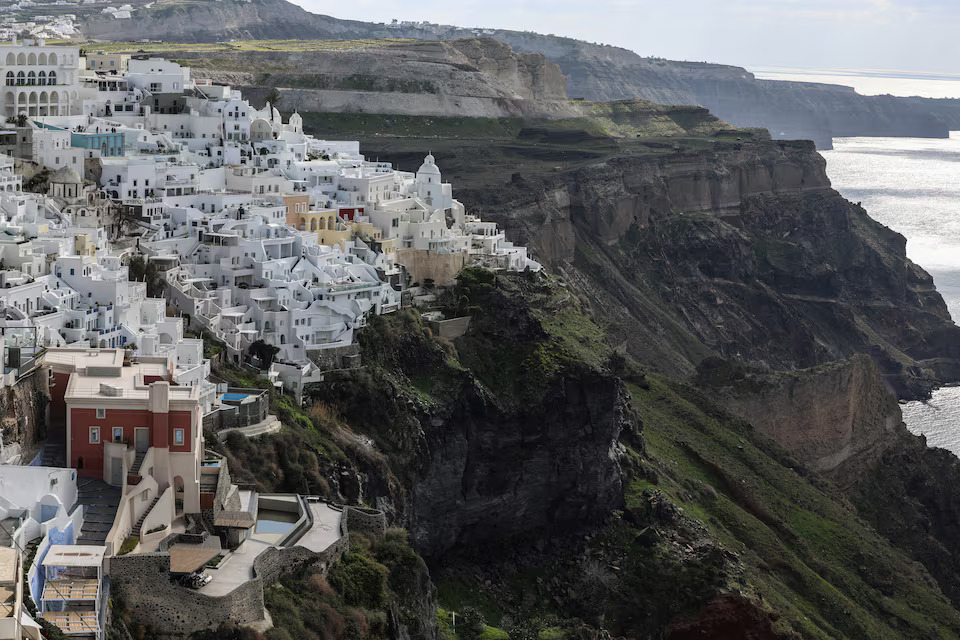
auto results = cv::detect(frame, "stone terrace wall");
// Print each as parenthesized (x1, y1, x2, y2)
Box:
(109, 554, 264, 634)
(202, 390, 269, 433)
(110, 503, 383, 635)
(344, 506, 387, 538)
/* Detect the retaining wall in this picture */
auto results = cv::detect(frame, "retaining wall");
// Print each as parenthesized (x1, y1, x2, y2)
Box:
(428, 317, 471, 340)
(345, 506, 387, 538)
(110, 502, 385, 635)
(306, 344, 361, 370)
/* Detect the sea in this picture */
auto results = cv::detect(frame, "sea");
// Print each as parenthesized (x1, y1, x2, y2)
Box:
(750, 67, 960, 454)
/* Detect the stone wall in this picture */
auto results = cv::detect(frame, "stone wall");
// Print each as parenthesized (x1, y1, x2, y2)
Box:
(110, 501, 385, 635)
(109, 553, 264, 634)
(0, 369, 50, 462)
(202, 390, 269, 433)
(307, 344, 361, 371)
(428, 317, 471, 340)
(344, 506, 387, 538)
(396, 248, 466, 287)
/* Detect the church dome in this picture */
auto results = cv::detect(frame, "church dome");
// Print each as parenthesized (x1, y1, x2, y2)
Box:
(417, 153, 440, 175)
(50, 166, 82, 184)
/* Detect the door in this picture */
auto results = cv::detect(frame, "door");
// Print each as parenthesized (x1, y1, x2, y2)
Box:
(110, 457, 122, 486)
(135, 428, 149, 453)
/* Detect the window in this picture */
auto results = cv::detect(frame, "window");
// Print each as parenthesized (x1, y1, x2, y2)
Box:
(112, 427, 123, 443)
(96, 408, 105, 418)
(173, 429, 184, 446)
(89, 426, 100, 444)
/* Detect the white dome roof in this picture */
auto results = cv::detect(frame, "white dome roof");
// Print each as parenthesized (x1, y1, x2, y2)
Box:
(417, 153, 440, 175)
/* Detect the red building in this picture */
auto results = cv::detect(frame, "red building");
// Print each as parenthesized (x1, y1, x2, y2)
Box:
(46, 349, 204, 513)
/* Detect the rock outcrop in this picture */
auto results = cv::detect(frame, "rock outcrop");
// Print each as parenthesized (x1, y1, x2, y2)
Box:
(0, 370, 50, 463)
(306, 280, 630, 559)
(442, 139, 960, 399)
(720, 355, 905, 485)
(409, 371, 628, 556)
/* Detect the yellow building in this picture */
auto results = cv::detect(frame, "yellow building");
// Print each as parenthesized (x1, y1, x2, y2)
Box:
(74, 234, 95, 257)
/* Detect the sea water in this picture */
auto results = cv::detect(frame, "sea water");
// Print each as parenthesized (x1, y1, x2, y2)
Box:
(822, 134, 960, 454)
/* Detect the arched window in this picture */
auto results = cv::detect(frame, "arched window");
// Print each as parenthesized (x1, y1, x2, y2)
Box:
(26, 53, 35, 66)
(48, 53, 57, 65)
(38, 53, 46, 65)
(16, 53, 24, 66)
(5, 53, 13, 66)
(48, 71, 56, 85)
(16, 71, 24, 86)
(26, 71, 35, 86)
(5, 72, 12, 87)
(38, 71, 45, 86)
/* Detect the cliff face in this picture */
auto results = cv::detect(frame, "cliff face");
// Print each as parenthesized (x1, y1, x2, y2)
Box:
(444, 139, 960, 398)
(306, 278, 630, 559)
(409, 370, 628, 556)
(80, 0, 960, 147)
(0, 370, 50, 463)
(719, 355, 905, 485)
(170, 39, 576, 120)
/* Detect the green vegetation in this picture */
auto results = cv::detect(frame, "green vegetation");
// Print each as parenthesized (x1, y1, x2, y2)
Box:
(447, 269, 612, 402)
(627, 374, 960, 639)
(117, 536, 139, 556)
(436, 608, 509, 640)
(127, 254, 165, 298)
(263, 529, 432, 640)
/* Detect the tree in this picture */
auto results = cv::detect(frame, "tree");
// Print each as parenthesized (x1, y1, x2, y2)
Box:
(458, 607, 487, 640)
(127, 254, 164, 298)
(264, 88, 282, 113)
(248, 339, 280, 368)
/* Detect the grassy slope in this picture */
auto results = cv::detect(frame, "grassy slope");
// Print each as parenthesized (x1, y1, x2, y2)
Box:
(205, 270, 960, 637)
(630, 375, 960, 638)
(408, 273, 960, 638)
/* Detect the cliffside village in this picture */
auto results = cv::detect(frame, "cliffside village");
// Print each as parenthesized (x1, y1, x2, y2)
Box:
(0, 39, 540, 640)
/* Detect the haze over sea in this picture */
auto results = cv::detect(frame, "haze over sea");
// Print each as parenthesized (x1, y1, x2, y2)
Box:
(762, 68, 960, 454)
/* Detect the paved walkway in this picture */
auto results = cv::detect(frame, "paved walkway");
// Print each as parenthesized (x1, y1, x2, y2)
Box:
(199, 537, 273, 597)
(216, 416, 282, 440)
(298, 504, 342, 553)
(197, 502, 343, 597)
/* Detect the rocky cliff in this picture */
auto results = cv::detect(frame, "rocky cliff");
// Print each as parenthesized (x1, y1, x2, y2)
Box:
(412, 138, 959, 400)
(79, 0, 960, 147)
(0, 369, 50, 463)
(304, 276, 630, 558)
(713, 355, 905, 485)
(170, 39, 577, 120)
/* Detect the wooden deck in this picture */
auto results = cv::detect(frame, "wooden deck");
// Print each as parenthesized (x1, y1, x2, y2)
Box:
(42, 579, 99, 601)
(42, 610, 99, 634)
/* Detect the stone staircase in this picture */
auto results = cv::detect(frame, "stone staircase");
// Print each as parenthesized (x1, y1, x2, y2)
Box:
(131, 450, 147, 475)
(132, 496, 160, 538)
(75, 478, 120, 546)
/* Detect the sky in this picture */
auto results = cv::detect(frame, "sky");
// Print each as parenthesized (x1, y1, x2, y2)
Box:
(286, 0, 960, 75)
